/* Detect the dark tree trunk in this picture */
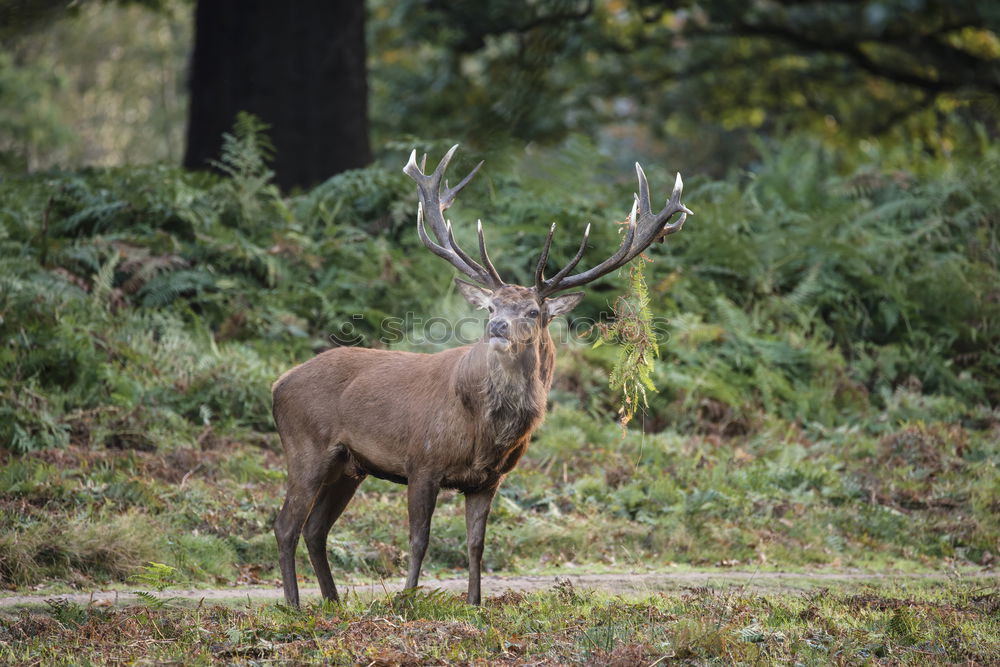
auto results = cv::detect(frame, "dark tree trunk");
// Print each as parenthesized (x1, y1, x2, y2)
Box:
(184, 0, 371, 190)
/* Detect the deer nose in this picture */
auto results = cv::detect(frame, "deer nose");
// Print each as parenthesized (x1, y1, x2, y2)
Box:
(488, 319, 509, 338)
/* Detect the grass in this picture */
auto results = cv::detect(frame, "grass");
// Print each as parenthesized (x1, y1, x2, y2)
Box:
(1, 405, 996, 594)
(1, 579, 997, 665)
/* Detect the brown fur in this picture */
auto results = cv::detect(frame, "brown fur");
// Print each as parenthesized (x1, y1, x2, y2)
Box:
(272, 284, 576, 606)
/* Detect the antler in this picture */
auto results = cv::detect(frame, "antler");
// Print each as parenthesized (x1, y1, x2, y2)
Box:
(535, 164, 692, 296)
(403, 145, 505, 289)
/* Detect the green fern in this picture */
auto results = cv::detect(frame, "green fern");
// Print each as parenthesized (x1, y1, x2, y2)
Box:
(211, 111, 275, 185)
(886, 606, 923, 643)
(593, 261, 659, 430)
(43, 598, 87, 627)
(136, 269, 216, 308)
(209, 111, 287, 232)
(129, 561, 178, 592)
(132, 590, 166, 609)
(91, 250, 121, 309)
(127, 561, 182, 608)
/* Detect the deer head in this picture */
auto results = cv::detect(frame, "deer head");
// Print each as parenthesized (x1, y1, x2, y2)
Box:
(452, 283, 582, 353)
(403, 145, 692, 350)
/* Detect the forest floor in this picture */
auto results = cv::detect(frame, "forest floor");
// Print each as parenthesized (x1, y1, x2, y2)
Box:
(2, 571, 997, 665)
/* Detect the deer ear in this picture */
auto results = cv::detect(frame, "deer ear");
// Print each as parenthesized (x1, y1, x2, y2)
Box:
(545, 291, 584, 318)
(455, 278, 493, 310)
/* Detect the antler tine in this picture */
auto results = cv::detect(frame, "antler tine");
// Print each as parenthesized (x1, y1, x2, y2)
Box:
(540, 165, 690, 294)
(534, 223, 557, 291)
(657, 173, 692, 240)
(442, 161, 484, 210)
(443, 219, 491, 283)
(477, 220, 504, 286)
(636, 162, 652, 218)
(404, 149, 425, 180)
(432, 144, 459, 184)
(539, 223, 591, 295)
(404, 145, 505, 288)
(416, 202, 468, 270)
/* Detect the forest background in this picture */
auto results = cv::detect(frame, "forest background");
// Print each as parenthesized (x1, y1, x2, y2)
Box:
(0, 1, 998, 663)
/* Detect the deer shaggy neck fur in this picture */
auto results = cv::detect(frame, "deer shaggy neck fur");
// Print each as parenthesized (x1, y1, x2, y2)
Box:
(452, 326, 554, 479)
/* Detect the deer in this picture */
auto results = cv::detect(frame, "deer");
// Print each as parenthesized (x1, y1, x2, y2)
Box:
(271, 145, 691, 606)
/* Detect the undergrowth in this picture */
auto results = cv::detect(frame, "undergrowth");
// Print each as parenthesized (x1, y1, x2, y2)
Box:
(1, 124, 998, 590)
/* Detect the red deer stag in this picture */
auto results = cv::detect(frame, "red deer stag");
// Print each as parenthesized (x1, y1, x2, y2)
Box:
(272, 146, 691, 605)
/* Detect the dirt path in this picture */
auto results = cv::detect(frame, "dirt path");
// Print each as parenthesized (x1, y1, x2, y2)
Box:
(2, 570, 991, 609)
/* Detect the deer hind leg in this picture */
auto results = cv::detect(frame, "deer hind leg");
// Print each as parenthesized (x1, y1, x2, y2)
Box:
(302, 466, 363, 602)
(274, 448, 338, 607)
(274, 492, 308, 606)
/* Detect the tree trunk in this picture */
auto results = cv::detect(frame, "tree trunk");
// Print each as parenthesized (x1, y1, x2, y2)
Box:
(184, 0, 371, 190)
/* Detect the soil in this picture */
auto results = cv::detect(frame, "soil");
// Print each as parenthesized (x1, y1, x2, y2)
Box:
(0, 569, 989, 609)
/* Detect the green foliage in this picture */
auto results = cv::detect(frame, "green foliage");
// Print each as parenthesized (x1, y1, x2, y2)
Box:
(0, 51, 73, 170)
(592, 261, 659, 429)
(370, 1, 1000, 176)
(6, 0, 999, 180)
(0, 123, 998, 593)
(0, 0, 190, 169)
(645, 136, 1000, 431)
(0, 510, 158, 587)
(209, 111, 287, 235)
(129, 561, 178, 593)
(886, 605, 924, 644)
(42, 598, 88, 629)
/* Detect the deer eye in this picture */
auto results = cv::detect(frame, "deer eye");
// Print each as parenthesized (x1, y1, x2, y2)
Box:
(527, 309, 539, 318)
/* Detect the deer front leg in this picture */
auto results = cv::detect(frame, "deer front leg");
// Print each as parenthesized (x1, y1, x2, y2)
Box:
(404, 476, 440, 590)
(465, 485, 498, 605)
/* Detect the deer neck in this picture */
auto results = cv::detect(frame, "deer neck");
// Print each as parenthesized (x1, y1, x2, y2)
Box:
(458, 331, 555, 448)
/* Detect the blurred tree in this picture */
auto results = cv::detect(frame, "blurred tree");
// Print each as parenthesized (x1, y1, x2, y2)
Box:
(621, 0, 1000, 140)
(184, 0, 371, 190)
(3, 0, 998, 176)
(0, 52, 72, 170)
(371, 0, 999, 169)
(0, 0, 189, 170)
(0, 0, 65, 40)
(369, 0, 595, 147)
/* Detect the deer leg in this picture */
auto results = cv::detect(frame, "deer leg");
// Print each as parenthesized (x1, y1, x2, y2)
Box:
(302, 469, 363, 603)
(404, 476, 440, 590)
(274, 480, 318, 607)
(275, 442, 347, 608)
(464, 486, 498, 605)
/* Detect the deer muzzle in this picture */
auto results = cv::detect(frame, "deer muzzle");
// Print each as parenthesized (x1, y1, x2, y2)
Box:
(487, 319, 511, 350)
